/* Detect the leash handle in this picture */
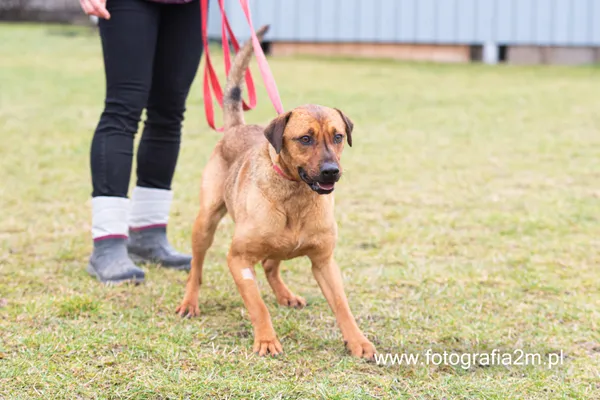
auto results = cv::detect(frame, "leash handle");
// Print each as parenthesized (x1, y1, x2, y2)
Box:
(200, 0, 284, 131)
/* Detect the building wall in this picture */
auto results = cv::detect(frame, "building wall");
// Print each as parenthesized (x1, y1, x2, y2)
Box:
(208, 0, 600, 46)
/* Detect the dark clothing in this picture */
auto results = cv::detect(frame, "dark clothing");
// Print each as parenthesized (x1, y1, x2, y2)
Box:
(91, 0, 203, 197)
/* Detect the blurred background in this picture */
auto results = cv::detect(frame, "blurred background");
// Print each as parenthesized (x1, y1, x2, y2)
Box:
(2, 0, 600, 65)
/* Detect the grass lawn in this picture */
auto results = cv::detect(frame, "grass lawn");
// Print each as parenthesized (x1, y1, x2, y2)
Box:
(1, 23, 599, 399)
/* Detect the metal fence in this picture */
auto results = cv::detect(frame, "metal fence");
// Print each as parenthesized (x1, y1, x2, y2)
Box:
(208, 0, 600, 47)
(4, 0, 600, 49)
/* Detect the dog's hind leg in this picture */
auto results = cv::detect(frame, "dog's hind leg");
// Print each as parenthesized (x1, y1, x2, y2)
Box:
(176, 152, 227, 318)
(262, 259, 307, 309)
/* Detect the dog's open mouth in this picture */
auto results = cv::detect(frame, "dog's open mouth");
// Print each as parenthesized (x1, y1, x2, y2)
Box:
(317, 182, 335, 191)
(312, 181, 336, 194)
(298, 168, 337, 195)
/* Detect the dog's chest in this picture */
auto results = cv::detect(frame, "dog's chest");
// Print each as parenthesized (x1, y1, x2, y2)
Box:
(261, 213, 336, 260)
(238, 187, 337, 260)
(266, 229, 320, 259)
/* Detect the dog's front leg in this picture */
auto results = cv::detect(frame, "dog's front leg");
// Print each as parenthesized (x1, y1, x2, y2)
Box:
(310, 254, 376, 359)
(227, 252, 283, 356)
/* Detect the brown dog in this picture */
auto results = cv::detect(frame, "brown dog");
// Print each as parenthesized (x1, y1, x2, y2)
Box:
(176, 26, 376, 359)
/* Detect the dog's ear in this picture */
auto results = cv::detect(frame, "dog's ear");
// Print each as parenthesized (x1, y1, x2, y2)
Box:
(334, 108, 353, 147)
(264, 111, 292, 154)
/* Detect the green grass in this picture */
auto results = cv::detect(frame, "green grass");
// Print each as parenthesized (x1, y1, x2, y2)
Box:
(1, 23, 599, 399)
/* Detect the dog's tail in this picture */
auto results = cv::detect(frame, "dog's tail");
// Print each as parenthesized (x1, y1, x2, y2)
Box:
(223, 25, 270, 129)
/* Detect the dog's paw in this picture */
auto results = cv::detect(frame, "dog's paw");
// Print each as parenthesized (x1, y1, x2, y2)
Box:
(175, 299, 200, 318)
(345, 338, 376, 360)
(253, 336, 283, 356)
(277, 292, 307, 309)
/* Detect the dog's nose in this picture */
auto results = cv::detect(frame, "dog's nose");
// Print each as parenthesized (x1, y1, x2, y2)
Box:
(320, 163, 340, 180)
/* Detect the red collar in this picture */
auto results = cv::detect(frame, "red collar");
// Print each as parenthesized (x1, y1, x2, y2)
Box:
(272, 164, 297, 181)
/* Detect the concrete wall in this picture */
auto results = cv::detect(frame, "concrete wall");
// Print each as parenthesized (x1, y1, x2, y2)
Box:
(508, 46, 600, 65)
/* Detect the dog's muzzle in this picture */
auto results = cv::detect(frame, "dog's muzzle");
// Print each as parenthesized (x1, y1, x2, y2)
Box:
(298, 164, 340, 195)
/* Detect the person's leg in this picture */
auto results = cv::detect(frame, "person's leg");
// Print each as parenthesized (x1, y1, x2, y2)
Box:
(128, 0, 203, 269)
(89, 0, 159, 283)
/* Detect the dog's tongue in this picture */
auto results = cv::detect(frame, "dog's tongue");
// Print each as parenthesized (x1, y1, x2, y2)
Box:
(319, 182, 335, 191)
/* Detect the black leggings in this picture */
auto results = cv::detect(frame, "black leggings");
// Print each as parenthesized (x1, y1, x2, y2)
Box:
(91, 0, 203, 198)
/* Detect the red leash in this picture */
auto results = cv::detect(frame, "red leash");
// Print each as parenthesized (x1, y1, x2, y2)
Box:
(200, 0, 284, 131)
(237, 0, 284, 115)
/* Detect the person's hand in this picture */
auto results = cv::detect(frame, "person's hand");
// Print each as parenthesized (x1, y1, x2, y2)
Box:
(79, 0, 110, 20)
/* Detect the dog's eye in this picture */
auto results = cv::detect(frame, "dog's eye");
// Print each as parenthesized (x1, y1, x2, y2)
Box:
(299, 135, 313, 145)
(334, 133, 343, 144)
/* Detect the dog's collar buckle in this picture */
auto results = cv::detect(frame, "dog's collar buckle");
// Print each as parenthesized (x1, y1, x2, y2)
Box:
(272, 164, 297, 181)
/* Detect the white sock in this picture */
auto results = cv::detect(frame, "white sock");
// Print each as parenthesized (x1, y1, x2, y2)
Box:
(128, 187, 173, 230)
(91, 196, 130, 240)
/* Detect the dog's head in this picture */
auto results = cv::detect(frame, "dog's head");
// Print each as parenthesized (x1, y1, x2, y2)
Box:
(264, 104, 353, 195)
